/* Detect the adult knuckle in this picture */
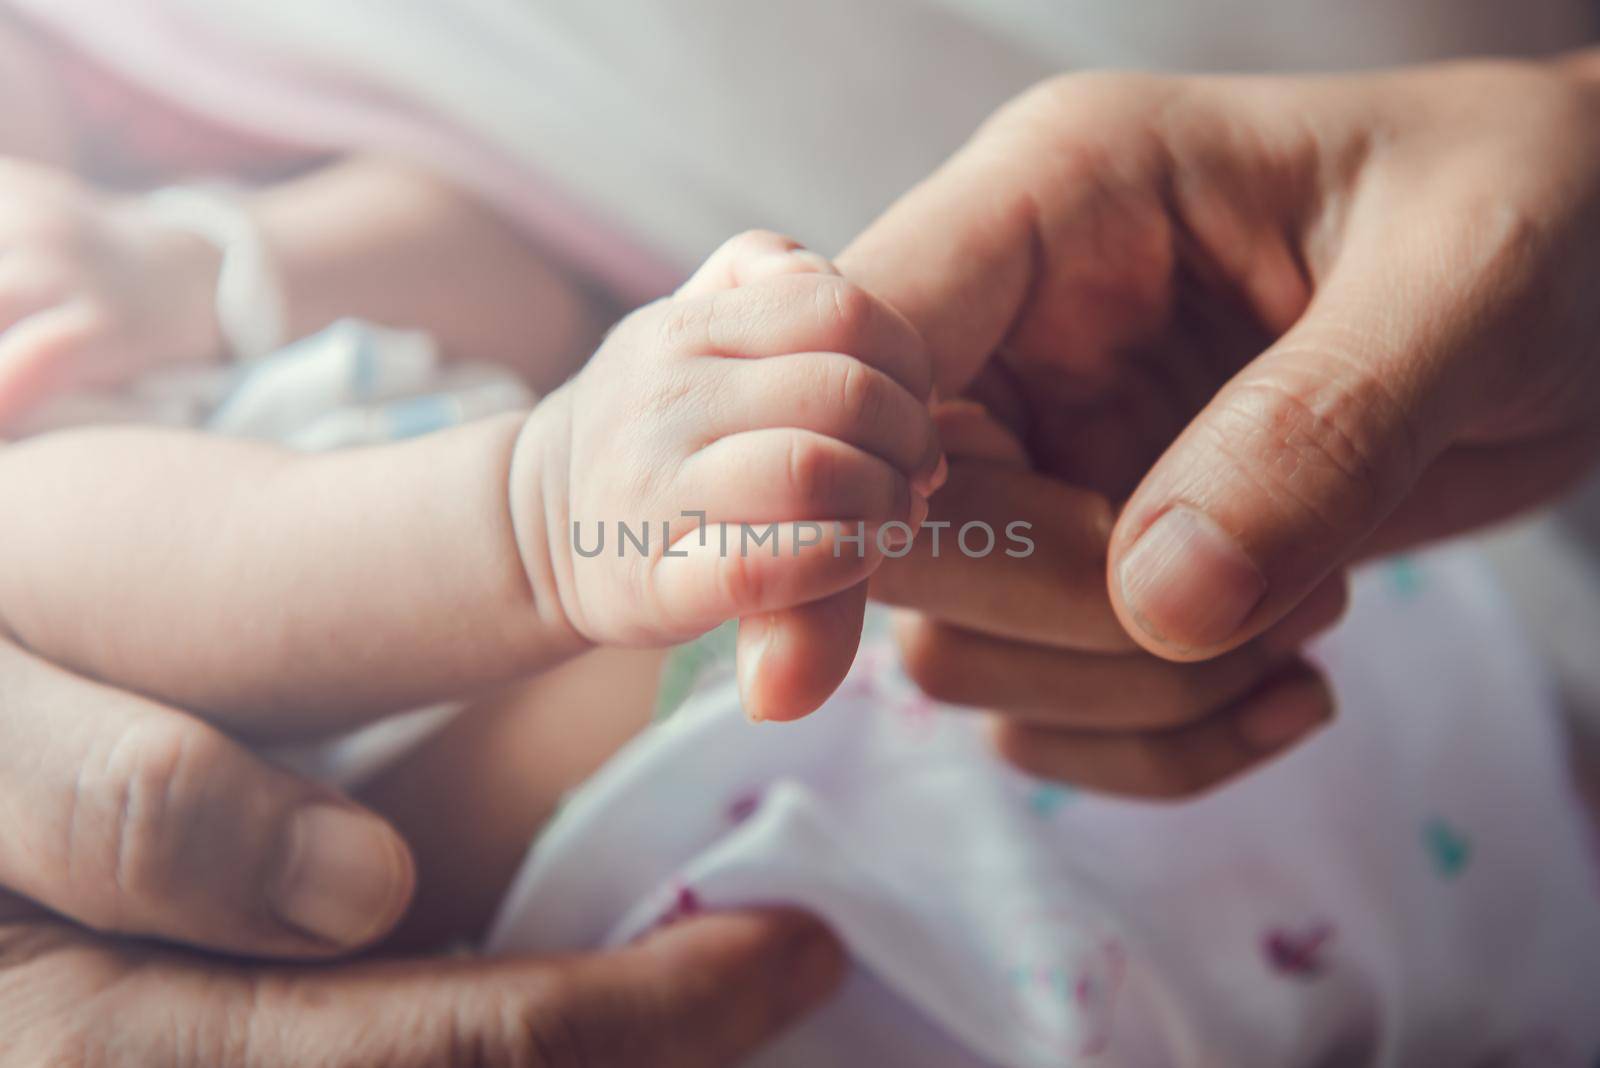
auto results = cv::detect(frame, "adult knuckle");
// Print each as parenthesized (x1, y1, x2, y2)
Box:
(83, 719, 220, 924)
(1208, 366, 1418, 533)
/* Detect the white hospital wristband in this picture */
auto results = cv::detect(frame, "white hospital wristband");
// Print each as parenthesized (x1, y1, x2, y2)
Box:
(144, 186, 288, 364)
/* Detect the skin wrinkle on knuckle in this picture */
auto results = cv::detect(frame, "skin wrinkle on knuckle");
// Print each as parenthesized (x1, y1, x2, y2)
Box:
(717, 531, 769, 612)
(221, 973, 276, 1068)
(246, 969, 414, 1068)
(159, 993, 240, 1068)
(832, 358, 883, 442)
(813, 277, 874, 354)
(785, 435, 836, 514)
(653, 297, 706, 357)
(1298, 327, 1425, 468)
(86, 719, 212, 931)
(499, 990, 607, 1068)
(1197, 372, 1397, 535)
(443, 986, 530, 1068)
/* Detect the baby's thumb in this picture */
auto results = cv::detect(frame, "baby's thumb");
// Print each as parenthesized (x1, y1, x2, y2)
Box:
(738, 588, 868, 723)
(737, 403, 1015, 722)
(1109, 233, 1482, 660)
(681, 231, 866, 723)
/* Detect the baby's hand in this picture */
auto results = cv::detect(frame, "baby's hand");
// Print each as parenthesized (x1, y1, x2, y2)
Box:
(518, 231, 943, 649)
(0, 160, 222, 427)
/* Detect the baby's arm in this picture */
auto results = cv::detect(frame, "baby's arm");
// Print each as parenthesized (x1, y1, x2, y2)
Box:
(0, 13, 604, 402)
(0, 413, 574, 739)
(0, 157, 608, 427)
(0, 233, 940, 738)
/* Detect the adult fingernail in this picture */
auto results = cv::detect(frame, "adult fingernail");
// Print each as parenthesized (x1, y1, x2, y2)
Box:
(739, 615, 776, 722)
(1119, 507, 1266, 651)
(272, 805, 411, 948)
(1237, 673, 1334, 752)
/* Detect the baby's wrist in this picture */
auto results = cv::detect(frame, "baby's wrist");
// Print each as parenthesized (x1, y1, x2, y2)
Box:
(508, 387, 594, 655)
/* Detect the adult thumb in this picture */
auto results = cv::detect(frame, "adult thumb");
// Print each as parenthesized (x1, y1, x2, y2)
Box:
(0, 638, 414, 957)
(1108, 220, 1488, 660)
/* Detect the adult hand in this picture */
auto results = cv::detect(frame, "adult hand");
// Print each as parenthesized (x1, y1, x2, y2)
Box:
(0, 636, 412, 958)
(841, 56, 1600, 664)
(0, 636, 843, 1063)
(871, 402, 1346, 797)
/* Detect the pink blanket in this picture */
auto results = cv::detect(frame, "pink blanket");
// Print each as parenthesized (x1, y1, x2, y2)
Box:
(10, 0, 682, 304)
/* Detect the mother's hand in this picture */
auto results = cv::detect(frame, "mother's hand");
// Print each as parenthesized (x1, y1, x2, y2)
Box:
(871, 404, 1345, 797)
(842, 56, 1600, 663)
(0, 636, 842, 1064)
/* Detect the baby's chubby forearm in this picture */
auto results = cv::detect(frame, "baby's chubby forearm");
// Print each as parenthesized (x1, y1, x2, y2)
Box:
(0, 410, 586, 739)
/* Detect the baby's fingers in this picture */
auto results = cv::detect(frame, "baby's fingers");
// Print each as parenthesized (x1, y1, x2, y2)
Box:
(0, 303, 94, 426)
(647, 273, 931, 402)
(680, 428, 924, 528)
(677, 230, 838, 297)
(705, 352, 944, 492)
(647, 519, 885, 638)
(668, 231, 931, 721)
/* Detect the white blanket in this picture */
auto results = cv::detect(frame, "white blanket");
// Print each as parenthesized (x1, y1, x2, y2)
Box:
(489, 548, 1600, 1067)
